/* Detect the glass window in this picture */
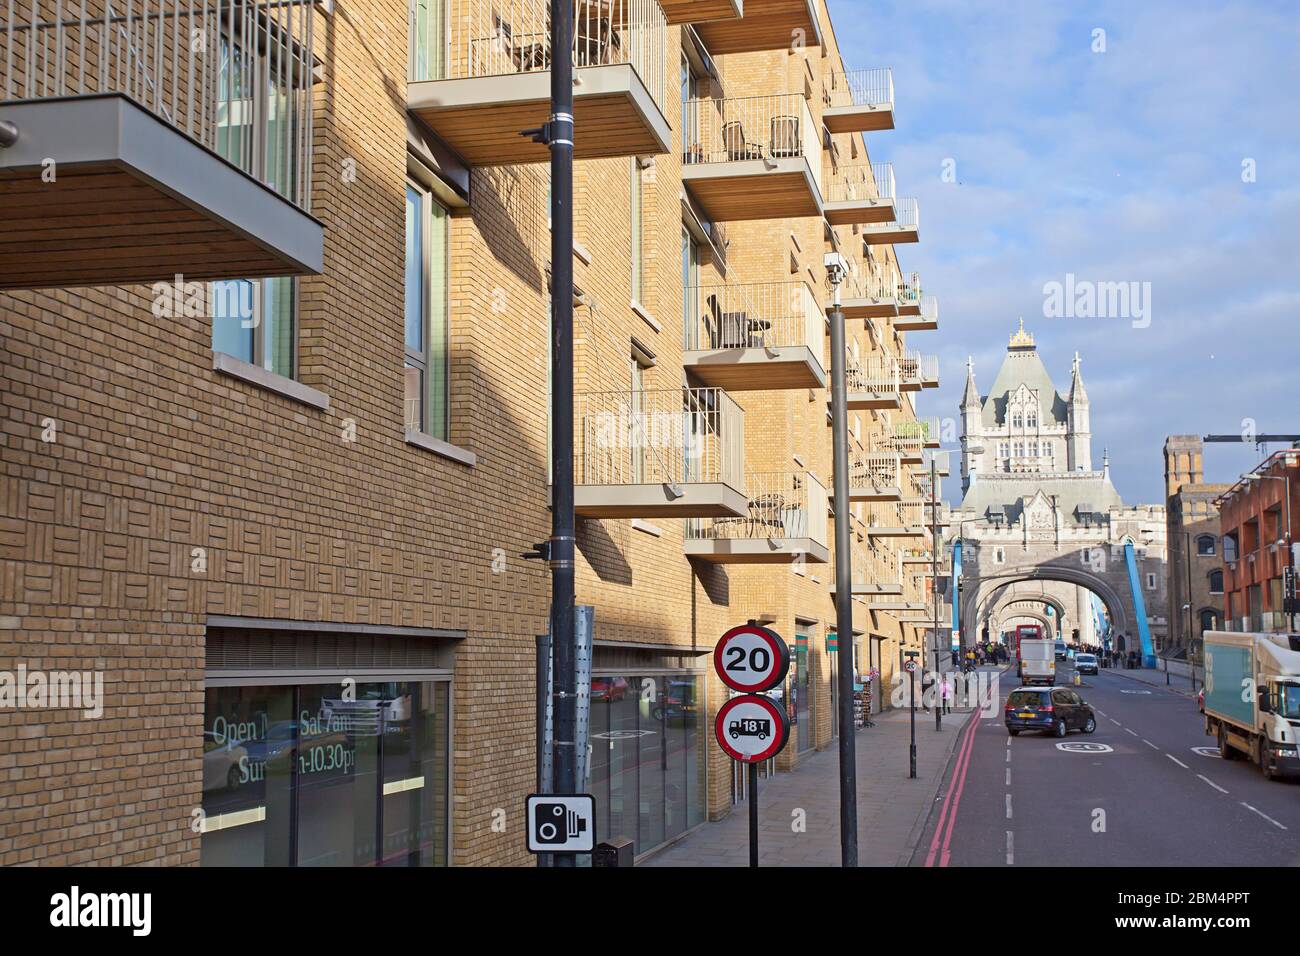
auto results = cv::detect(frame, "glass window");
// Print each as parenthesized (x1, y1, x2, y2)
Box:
(405, 182, 450, 438)
(795, 631, 812, 752)
(1208, 569, 1224, 594)
(1196, 534, 1216, 556)
(681, 226, 699, 347)
(410, 0, 445, 81)
(201, 680, 449, 867)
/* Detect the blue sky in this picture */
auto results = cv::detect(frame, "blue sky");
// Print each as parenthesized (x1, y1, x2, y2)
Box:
(829, 0, 1300, 504)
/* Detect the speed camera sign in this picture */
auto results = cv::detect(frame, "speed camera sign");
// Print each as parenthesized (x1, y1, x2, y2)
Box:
(714, 624, 790, 693)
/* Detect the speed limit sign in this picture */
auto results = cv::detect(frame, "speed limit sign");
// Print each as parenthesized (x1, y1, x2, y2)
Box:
(714, 624, 790, 693)
(715, 694, 790, 763)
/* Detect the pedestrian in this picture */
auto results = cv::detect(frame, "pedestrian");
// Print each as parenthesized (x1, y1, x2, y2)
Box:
(941, 674, 953, 714)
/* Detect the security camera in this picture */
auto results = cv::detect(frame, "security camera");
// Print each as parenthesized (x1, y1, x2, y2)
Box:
(823, 252, 848, 284)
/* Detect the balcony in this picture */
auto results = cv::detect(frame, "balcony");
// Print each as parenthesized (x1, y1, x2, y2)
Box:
(408, 0, 669, 165)
(693, 0, 821, 55)
(823, 162, 895, 226)
(0, 0, 322, 289)
(861, 197, 920, 245)
(844, 355, 901, 410)
(898, 351, 939, 390)
(889, 416, 940, 463)
(575, 386, 746, 517)
(849, 453, 903, 502)
(685, 471, 829, 563)
(865, 501, 928, 539)
(829, 269, 899, 319)
(824, 68, 894, 134)
(923, 449, 950, 476)
(682, 92, 822, 221)
(658, 0, 741, 23)
(684, 280, 826, 390)
(833, 541, 903, 598)
(895, 295, 938, 332)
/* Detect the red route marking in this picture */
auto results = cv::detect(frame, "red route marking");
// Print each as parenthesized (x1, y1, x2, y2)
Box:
(924, 707, 982, 867)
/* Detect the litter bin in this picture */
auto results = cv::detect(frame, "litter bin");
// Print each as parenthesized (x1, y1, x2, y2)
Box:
(593, 839, 635, 868)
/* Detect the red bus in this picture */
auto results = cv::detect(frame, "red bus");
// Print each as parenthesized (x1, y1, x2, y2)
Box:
(1012, 623, 1042, 660)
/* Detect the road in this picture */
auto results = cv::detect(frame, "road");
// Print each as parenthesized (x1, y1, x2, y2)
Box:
(914, 661, 1300, 866)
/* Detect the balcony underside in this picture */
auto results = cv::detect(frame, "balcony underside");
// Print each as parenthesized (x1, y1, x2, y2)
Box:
(823, 198, 895, 227)
(575, 482, 747, 518)
(823, 104, 895, 135)
(660, 0, 743, 24)
(849, 486, 902, 502)
(408, 64, 670, 165)
(682, 159, 822, 221)
(683, 346, 826, 390)
(875, 601, 928, 612)
(685, 537, 829, 564)
(845, 392, 901, 411)
(0, 95, 322, 290)
(867, 526, 926, 539)
(898, 449, 924, 464)
(894, 314, 937, 332)
(900, 379, 923, 393)
(861, 223, 919, 245)
(833, 297, 897, 319)
(853, 583, 904, 597)
(693, 0, 821, 54)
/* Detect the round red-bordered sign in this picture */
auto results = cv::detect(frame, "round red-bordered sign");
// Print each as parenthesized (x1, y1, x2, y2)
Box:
(714, 694, 791, 763)
(713, 624, 790, 693)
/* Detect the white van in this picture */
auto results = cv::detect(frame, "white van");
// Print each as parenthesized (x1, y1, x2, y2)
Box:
(1018, 639, 1056, 686)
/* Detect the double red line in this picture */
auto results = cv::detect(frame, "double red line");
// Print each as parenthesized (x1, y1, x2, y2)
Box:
(923, 707, 982, 867)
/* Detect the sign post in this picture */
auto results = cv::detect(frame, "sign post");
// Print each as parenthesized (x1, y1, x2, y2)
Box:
(713, 624, 791, 867)
(905, 651, 919, 778)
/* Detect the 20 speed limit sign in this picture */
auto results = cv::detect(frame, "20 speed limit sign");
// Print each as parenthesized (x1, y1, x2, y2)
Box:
(713, 623, 790, 693)
(715, 694, 791, 763)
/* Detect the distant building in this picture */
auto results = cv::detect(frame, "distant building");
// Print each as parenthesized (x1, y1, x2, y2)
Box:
(1217, 448, 1300, 633)
(1163, 436, 1230, 655)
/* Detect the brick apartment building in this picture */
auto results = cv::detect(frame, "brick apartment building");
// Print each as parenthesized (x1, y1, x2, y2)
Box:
(0, 0, 943, 864)
(1217, 448, 1300, 635)
(1163, 435, 1230, 655)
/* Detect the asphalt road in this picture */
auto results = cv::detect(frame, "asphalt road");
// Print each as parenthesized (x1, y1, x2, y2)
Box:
(914, 662, 1300, 866)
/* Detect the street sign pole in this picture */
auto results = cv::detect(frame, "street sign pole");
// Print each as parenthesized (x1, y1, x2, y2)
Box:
(826, 262, 858, 867)
(905, 652, 918, 778)
(748, 763, 759, 867)
(931, 456, 941, 732)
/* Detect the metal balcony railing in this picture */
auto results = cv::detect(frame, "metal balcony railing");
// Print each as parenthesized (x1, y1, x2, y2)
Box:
(2, 0, 317, 210)
(826, 67, 893, 111)
(684, 280, 821, 354)
(851, 452, 902, 494)
(847, 354, 900, 394)
(897, 271, 922, 307)
(887, 196, 920, 229)
(686, 471, 827, 545)
(825, 161, 894, 205)
(682, 92, 821, 186)
(575, 386, 744, 490)
(890, 416, 940, 452)
(866, 500, 927, 532)
(434, 0, 667, 108)
(839, 539, 901, 593)
(899, 350, 939, 384)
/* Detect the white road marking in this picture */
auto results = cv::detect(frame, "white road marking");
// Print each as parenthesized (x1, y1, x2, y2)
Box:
(1005, 749, 1011, 763)
(1006, 830, 1014, 865)
(1166, 754, 1189, 769)
(1006, 767, 1011, 786)
(1110, 718, 1122, 726)
(1005, 793, 1012, 819)
(1197, 774, 1229, 794)
(1240, 802, 1288, 831)
(1125, 728, 1139, 737)
(1094, 709, 1106, 717)
(1143, 739, 1159, 750)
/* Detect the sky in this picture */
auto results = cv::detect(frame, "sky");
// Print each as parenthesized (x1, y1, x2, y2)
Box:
(829, 0, 1300, 505)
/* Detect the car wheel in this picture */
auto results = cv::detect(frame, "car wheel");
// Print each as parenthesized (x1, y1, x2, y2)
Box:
(1083, 716, 1096, 734)
(1007, 728, 1020, 737)
(1054, 719, 1067, 738)
(1216, 724, 1240, 760)
(226, 765, 240, 790)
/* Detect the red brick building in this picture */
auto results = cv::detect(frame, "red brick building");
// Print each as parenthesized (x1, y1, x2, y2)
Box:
(1218, 449, 1300, 633)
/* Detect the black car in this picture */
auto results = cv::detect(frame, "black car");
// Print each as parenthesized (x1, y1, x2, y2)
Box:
(1004, 687, 1096, 737)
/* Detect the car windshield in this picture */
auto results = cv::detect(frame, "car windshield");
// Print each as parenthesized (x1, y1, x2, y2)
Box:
(1077, 655, 1095, 662)
(1008, 690, 1045, 707)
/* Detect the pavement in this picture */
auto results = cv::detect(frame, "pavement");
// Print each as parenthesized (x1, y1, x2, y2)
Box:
(1105, 662, 1200, 699)
(644, 670, 997, 867)
(913, 659, 1300, 867)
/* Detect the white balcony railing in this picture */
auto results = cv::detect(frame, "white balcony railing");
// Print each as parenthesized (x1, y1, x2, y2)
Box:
(890, 416, 940, 452)
(1, 0, 317, 211)
(847, 354, 900, 394)
(888, 196, 920, 229)
(683, 92, 821, 191)
(576, 386, 744, 490)
(686, 471, 827, 546)
(867, 500, 927, 531)
(827, 67, 893, 111)
(851, 453, 902, 495)
(685, 280, 821, 355)
(825, 161, 894, 205)
(437, 0, 667, 109)
(897, 272, 922, 307)
(841, 539, 901, 593)
(899, 351, 939, 384)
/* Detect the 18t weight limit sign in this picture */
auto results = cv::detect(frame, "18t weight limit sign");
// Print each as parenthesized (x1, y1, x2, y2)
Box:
(713, 624, 790, 693)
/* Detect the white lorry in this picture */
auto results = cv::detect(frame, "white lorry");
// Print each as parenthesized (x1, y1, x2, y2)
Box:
(1018, 638, 1056, 686)
(1202, 630, 1300, 781)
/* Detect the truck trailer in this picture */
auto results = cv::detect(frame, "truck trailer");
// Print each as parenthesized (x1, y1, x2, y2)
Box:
(1202, 630, 1300, 781)
(1018, 638, 1056, 686)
